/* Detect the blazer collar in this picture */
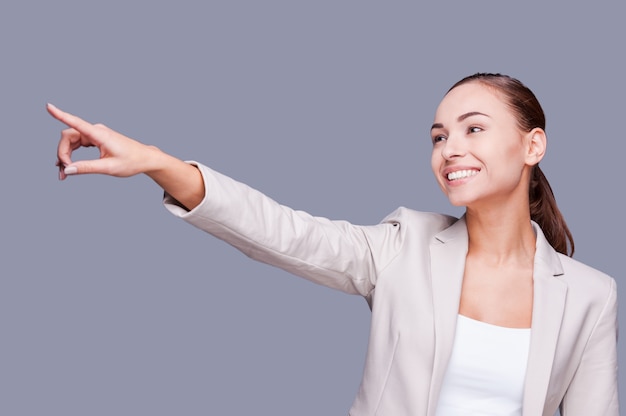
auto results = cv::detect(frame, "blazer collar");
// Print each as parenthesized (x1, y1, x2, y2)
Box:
(427, 216, 567, 416)
(427, 216, 469, 413)
(523, 222, 567, 415)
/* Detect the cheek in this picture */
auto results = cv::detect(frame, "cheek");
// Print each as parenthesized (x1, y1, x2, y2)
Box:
(503, 144, 528, 171)
(492, 144, 528, 184)
(490, 135, 527, 170)
(430, 148, 440, 175)
(502, 131, 527, 158)
(430, 150, 448, 192)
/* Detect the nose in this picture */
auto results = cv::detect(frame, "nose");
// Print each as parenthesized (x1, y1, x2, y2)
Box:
(440, 134, 466, 160)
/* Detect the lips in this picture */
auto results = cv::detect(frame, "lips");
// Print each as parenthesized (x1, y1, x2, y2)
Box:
(446, 169, 479, 181)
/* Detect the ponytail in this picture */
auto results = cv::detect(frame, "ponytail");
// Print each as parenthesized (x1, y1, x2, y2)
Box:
(529, 166, 574, 256)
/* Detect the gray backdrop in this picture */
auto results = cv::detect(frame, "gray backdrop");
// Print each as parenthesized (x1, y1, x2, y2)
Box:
(1, 1, 624, 415)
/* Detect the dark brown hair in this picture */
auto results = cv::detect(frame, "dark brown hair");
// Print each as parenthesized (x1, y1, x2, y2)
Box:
(448, 73, 575, 256)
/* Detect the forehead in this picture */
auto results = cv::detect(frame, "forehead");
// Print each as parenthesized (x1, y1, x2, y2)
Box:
(434, 82, 510, 122)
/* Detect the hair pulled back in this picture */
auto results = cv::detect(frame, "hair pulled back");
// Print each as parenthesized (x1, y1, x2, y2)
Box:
(449, 73, 574, 256)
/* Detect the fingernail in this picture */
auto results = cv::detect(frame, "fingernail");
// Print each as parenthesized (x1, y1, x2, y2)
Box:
(64, 166, 78, 175)
(47, 103, 57, 110)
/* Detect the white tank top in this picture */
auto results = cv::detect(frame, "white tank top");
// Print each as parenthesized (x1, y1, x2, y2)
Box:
(436, 314, 531, 416)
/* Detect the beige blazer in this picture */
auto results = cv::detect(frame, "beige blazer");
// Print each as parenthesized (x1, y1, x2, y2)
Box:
(164, 163, 618, 416)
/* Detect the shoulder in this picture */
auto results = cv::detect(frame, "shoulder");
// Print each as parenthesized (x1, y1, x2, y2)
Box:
(558, 254, 616, 301)
(380, 206, 458, 234)
(552, 252, 617, 324)
(534, 221, 616, 308)
(361, 207, 464, 256)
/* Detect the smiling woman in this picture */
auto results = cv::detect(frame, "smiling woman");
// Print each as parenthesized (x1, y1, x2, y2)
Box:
(435, 74, 574, 257)
(48, 73, 618, 416)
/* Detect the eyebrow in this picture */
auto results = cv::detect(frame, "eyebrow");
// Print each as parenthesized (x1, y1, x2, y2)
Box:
(430, 111, 490, 131)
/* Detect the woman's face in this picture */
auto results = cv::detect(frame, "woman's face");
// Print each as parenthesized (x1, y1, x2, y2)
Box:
(430, 82, 533, 209)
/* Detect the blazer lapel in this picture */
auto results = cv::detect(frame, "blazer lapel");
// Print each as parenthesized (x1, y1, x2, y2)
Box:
(426, 219, 567, 415)
(427, 216, 469, 414)
(522, 222, 567, 416)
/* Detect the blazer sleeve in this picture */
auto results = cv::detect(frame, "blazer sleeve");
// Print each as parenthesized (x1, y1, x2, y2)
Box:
(162, 162, 404, 297)
(560, 277, 619, 415)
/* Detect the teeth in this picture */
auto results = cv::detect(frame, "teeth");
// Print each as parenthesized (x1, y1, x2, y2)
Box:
(447, 170, 478, 181)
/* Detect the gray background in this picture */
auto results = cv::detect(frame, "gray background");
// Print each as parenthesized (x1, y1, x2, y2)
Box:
(1, 1, 624, 415)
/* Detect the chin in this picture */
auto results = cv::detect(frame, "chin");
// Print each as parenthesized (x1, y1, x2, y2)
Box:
(443, 192, 474, 207)
(447, 200, 470, 209)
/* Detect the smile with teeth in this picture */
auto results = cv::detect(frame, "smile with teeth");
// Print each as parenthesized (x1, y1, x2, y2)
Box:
(447, 169, 479, 181)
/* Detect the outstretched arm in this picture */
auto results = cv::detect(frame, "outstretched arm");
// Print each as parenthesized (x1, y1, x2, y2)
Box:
(48, 104, 406, 296)
(48, 103, 205, 210)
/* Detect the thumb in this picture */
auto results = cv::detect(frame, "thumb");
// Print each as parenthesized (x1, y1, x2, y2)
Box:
(63, 158, 114, 177)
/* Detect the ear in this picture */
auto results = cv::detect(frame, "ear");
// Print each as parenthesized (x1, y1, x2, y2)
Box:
(525, 128, 546, 166)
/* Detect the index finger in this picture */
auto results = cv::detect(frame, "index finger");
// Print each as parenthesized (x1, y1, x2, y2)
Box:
(47, 103, 98, 136)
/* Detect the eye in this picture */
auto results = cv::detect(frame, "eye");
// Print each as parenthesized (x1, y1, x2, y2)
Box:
(431, 134, 447, 144)
(468, 126, 483, 134)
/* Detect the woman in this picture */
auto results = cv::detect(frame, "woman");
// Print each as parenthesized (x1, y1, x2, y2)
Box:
(49, 73, 618, 415)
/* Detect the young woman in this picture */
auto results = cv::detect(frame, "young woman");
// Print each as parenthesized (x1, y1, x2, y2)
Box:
(49, 73, 618, 415)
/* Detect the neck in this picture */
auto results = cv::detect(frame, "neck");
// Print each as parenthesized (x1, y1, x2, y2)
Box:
(464, 202, 536, 266)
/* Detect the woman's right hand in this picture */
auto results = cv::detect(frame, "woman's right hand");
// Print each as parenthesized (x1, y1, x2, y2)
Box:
(48, 103, 163, 180)
(49, 103, 206, 210)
